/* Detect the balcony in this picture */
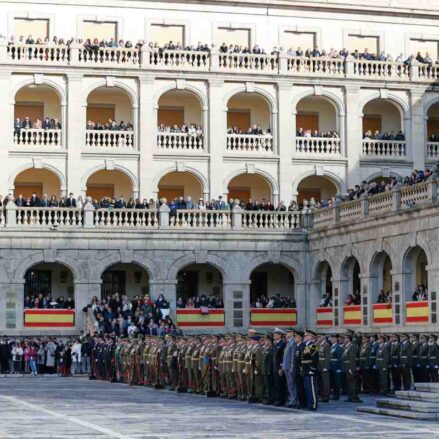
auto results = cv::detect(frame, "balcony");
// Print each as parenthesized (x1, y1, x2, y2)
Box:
(362, 139, 407, 159)
(7, 43, 69, 65)
(218, 53, 278, 73)
(156, 132, 204, 152)
(352, 60, 409, 80)
(78, 46, 140, 67)
(287, 56, 344, 77)
(295, 137, 341, 157)
(149, 49, 209, 70)
(85, 130, 134, 149)
(427, 141, 439, 160)
(14, 129, 62, 148)
(226, 134, 273, 154)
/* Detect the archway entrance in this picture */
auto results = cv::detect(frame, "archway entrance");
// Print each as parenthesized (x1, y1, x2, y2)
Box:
(157, 171, 203, 202)
(250, 263, 295, 307)
(370, 252, 392, 303)
(403, 246, 428, 300)
(341, 257, 361, 304)
(14, 168, 62, 199)
(86, 169, 133, 201)
(297, 175, 338, 205)
(227, 173, 272, 204)
(315, 260, 333, 307)
(176, 263, 223, 307)
(100, 263, 149, 301)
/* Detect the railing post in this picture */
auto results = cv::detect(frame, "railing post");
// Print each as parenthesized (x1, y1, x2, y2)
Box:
(5, 199, 17, 227)
(333, 200, 341, 224)
(140, 45, 151, 68)
(209, 46, 219, 72)
(158, 202, 170, 228)
(278, 52, 288, 74)
(0, 38, 8, 63)
(409, 61, 419, 81)
(345, 57, 355, 78)
(231, 204, 243, 230)
(360, 193, 369, 218)
(427, 177, 438, 204)
(68, 42, 81, 66)
(391, 187, 402, 211)
(83, 198, 95, 228)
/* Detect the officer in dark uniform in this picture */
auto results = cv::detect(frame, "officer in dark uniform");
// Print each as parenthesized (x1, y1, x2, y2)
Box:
(342, 333, 362, 403)
(261, 333, 275, 405)
(419, 334, 429, 383)
(318, 334, 331, 402)
(369, 334, 379, 394)
(428, 334, 439, 382)
(411, 334, 421, 383)
(329, 334, 342, 400)
(390, 334, 401, 392)
(358, 334, 371, 393)
(376, 334, 390, 395)
(294, 329, 306, 408)
(301, 329, 320, 411)
(399, 333, 413, 390)
(272, 328, 286, 406)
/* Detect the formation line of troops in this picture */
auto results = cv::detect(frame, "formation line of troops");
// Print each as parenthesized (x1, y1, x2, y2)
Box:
(90, 329, 439, 410)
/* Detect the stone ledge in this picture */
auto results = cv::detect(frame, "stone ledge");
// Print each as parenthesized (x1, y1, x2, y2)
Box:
(396, 390, 439, 402)
(416, 383, 439, 393)
(377, 398, 439, 413)
(358, 406, 439, 420)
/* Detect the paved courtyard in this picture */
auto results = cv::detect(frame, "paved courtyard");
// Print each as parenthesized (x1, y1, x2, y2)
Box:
(0, 377, 438, 439)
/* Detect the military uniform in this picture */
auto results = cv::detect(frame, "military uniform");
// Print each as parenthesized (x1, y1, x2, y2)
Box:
(261, 336, 274, 405)
(358, 338, 371, 393)
(399, 335, 413, 390)
(302, 332, 320, 411)
(329, 337, 342, 400)
(272, 331, 286, 406)
(419, 335, 429, 383)
(318, 337, 331, 402)
(376, 336, 390, 395)
(342, 336, 361, 402)
(428, 334, 439, 382)
(390, 336, 401, 392)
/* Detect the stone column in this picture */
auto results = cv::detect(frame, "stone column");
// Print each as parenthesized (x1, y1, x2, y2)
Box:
(139, 75, 155, 199)
(295, 281, 307, 330)
(410, 89, 426, 170)
(390, 270, 404, 326)
(223, 282, 250, 331)
(345, 85, 362, 188)
(308, 280, 321, 330)
(208, 79, 225, 200)
(331, 278, 344, 328)
(359, 273, 372, 328)
(278, 81, 294, 203)
(149, 280, 177, 321)
(74, 281, 101, 332)
(0, 72, 12, 195)
(1, 282, 25, 334)
(66, 73, 85, 196)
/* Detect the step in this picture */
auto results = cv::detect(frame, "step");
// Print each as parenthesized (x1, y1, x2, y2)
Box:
(396, 390, 439, 402)
(416, 383, 439, 393)
(377, 398, 439, 413)
(358, 406, 439, 420)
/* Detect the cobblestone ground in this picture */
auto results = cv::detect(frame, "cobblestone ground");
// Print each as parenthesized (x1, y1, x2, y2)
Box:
(0, 377, 438, 438)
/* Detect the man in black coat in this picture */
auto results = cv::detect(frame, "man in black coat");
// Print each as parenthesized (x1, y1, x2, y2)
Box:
(65, 193, 76, 208)
(272, 328, 287, 406)
(294, 330, 306, 408)
(0, 338, 9, 376)
(30, 192, 41, 207)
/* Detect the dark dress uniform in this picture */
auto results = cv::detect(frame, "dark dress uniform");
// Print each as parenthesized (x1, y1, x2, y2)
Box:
(329, 341, 342, 400)
(390, 338, 401, 392)
(411, 336, 421, 383)
(272, 337, 286, 406)
(376, 339, 390, 394)
(358, 340, 371, 393)
(262, 340, 275, 405)
(399, 338, 413, 390)
(318, 338, 331, 402)
(369, 339, 379, 394)
(294, 341, 306, 407)
(302, 341, 320, 410)
(428, 335, 439, 383)
(342, 340, 361, 402)
(419, 337, 429, 383)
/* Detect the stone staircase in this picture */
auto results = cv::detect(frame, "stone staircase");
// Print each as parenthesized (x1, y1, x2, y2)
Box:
(358, 383, 439, 420)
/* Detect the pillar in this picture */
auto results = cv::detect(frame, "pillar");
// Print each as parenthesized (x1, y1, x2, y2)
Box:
(2, 281, 25, 334)
(410, 89, 426, 170)
(138, 74, 156, 199)
(332, 278, 344, 328)
(74, 281, 101, 332)
(223, 282, 250, 331)
(0, 72, 12, 196)
(66, 73, 85, 196)
(278, 81, 294, 204)
(208, 79, 225, 200)
(295, 281, 307, 330)
(149, 280, 177, 321)
(390, 270, 404, 326)
(345, 85, 362, 187)
(359, 273, 372, 328)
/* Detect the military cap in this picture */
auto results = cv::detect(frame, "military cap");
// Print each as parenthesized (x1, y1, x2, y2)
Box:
(250, 335, 261, 340)
(377, 334, 386, 341)
(285, 327, 296, 333)
(430, 334, 438, 341)
(248, 328, 257, 334)
(294, 329, 305, 337)
(344, 333, 353, 340)
(273, 327, 286, 335)
(411, 333, 420, 340)
(401, 333, 409, 338)
(305, 329, 317, 337)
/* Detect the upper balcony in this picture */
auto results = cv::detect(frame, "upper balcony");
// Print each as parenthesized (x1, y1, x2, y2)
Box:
(3, 41, 438, 84)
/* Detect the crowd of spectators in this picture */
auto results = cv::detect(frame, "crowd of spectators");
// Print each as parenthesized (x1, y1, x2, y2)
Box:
(14, 116, 61, 135)
(251, 294, 297, 308)
(344, 291, 361, 306)
(227, 124, 271, 136)
(24, 294, 75, 309)
(86, 293, 180, 337)
(86, 119, 133, 131)
(157, 123, 203, 136)
(176, 294, 224, 309)
(377, 289, 392, 304)
(11, 192, 84, 208)
(0, 335, 93, 376)
(363, 130, 405, 141)
(296, 128, 339, 139)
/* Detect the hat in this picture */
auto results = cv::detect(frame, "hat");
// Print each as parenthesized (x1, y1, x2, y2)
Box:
(250, 335, 261, 341)
(305, 329, 317, 337)
(247, 328, 257, 335)
(377, 334, 386, 341)
(401, 333, 409, 338)
(344, 333, 353, 341)
(285, 327, 295, 333)
(273, 328, 286, 335)
(294, 329, 304, 338)
(430, 334, 438, 341)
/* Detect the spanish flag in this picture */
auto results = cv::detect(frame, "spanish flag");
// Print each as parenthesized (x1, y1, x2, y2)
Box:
(316, 307, 334, 327)
(406, 301, 429, 324)
(176, 309, 225, 327)
(250, 308, 297, 327)
(343, 305, 362, 325)
(373, 304, 393, 325)
(24, 309, 75, 327)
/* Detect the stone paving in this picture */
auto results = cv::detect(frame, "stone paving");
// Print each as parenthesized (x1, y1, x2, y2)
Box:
(0, 377, 438, 439)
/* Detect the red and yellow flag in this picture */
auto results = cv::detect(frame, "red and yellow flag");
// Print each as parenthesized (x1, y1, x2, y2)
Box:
(343, 305, 362, 326)
(316, 307, 334, 327)
(373, 304, 393, 325)
(406, 301, 429, 324)
(176, 309, 225, 327)
(250, 308, 297, 327)
(24, 309, 75, 327)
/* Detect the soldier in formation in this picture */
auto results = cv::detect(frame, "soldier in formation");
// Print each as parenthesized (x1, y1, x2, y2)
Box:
(90, 330, 439, 409)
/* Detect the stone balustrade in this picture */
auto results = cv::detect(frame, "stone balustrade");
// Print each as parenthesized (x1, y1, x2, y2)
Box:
(286, 56, 344, 76)
(7, 43, 69, 64)
(85, 130, 134, 149)
(362, 139, 407, 159)
(311, 179, 438, 229)
(78, 46, 140, 67)
(218, 52, 278, 72)
(241, 211, 301, 229)
(13, 129, 62, 147)
(156, 132, 204, 152)
(295, 137, 341, 156)
(170, 210, 232, 228)
(418, 64, 439, 81)
(94, 209, 158, 228)
(426, 142, 439, 159)
(226, 134, 273, 153)
(352, 60, 409, 79)
(149, 49, 210, 70)
(15, 207, 82, 226)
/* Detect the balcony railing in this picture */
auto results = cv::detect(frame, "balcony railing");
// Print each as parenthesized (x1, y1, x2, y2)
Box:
(170, 210, 231, 228)
(295, 137, 341, 156)
(94, 209, 158, 228)
(85, 130, 134, 149)
(7, 43, 69, 64)
(149, 49, 209, 70)
(78, 46, 140, 67)
(362, 139, 407, 159)
(16, 207, 82, 226)
(156, 132, 204, 152)
(241, 211, 301, 229)
(418, 64, 439, 81)
(13, 129, 62, 147)
(287, 56, 344, 76)
(352, 60, 409, 79)
(427, 141, 439, 159)
(226, 134, 273, 153)
(218, 53, 278, 72)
